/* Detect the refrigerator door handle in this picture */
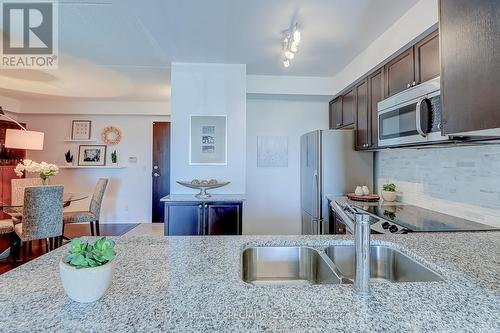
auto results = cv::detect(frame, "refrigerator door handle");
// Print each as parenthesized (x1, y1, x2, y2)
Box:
(312, 170, 319, 219)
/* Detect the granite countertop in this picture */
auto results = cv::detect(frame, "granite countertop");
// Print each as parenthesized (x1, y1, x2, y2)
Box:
(0, 232, 499, 332)
(161, 194, 246, 202)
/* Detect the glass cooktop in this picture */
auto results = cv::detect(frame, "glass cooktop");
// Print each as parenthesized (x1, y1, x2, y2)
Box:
(350, 202, 499, 232)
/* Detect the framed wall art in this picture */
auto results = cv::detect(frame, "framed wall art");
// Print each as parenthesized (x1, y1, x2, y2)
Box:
(71, 120, 92, 140)
(189, 115, 227, 165)
(257, 136, 288, 167)
(78, 145, 107, 166)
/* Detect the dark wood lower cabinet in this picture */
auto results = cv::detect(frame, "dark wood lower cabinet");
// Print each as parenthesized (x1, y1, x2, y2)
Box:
(164, 201, 242, 236)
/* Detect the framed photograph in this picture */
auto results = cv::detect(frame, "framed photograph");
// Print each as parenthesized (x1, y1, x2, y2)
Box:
(71, 120, 92, 140)
(78, 145, 106, 166)
(189, 115, 227, 165)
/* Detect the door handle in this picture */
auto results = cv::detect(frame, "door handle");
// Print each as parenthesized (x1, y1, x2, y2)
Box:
(416, 97, 427, 137)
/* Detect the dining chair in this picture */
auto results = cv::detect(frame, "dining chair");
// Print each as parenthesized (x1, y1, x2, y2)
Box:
(5, 178, 44, 221)
(63, 178, 108, 236)
(0, 219, 16, 260)
(13, 185, 64, 262)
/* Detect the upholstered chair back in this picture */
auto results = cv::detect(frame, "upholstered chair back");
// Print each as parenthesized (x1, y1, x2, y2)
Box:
(89, 178, 108, 218)
(20, 185, 64, 241)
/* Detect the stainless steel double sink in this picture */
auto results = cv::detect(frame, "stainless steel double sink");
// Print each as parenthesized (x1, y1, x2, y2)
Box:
(242, 245, 443, 286)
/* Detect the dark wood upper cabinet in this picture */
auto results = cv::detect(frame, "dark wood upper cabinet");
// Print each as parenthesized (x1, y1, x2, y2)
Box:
(329, 97, 342, 129)
(439, 0, 500, 134)
(415, 30, 440, 84)
(342, 89, 355, 126)
(385, 48, 415, 97)
(354, 80, 369, 150)
(368, 69, 384, 148)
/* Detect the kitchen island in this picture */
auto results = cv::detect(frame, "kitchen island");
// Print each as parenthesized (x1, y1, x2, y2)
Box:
(0, 232, 498, 332)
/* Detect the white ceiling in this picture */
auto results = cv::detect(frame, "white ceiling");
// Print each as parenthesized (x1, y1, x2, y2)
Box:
(0, 0, 418, 101)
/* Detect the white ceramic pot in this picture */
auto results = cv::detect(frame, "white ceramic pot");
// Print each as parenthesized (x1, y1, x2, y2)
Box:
(59, 260, 114, 303)
(381, 190, 397, 202)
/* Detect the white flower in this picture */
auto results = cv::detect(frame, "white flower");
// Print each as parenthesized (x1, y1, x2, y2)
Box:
(13, 160, 58, 178)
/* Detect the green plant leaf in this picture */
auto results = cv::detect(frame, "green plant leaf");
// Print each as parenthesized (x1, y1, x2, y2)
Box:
(70, 238, 82, 253)
(69, 254, 86, 266)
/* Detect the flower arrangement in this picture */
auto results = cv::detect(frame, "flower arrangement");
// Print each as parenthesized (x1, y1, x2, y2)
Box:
(15, 159, 59, 183)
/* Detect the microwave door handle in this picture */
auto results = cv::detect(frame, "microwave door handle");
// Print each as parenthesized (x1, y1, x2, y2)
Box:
(416, 98, 427, 137)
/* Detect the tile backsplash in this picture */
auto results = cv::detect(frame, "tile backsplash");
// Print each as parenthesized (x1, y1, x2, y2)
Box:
(375, 145, 500, 227)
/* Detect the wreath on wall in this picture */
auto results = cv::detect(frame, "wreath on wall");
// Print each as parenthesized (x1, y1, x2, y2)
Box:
(101, 126, 122, 145)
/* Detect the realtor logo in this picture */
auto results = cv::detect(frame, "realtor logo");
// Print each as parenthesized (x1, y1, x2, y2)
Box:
(1, 2, 58, 69)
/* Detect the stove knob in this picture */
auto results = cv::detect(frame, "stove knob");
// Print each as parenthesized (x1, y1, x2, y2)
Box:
(382, 222, 390, 229)
(389, 225, 399, 233)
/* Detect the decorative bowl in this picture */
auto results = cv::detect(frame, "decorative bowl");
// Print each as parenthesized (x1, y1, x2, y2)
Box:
(176, 179, 230, 199)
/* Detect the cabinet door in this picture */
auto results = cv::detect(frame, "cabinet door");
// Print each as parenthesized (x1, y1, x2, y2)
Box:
(205, 202, 241, 235)
(439, 0, 500, 134)
(415, 30, 440, 84)
(355, 80, 369, 150)
(385, 47, 415, 96)
(368, 69, 384, 148)
(165, 203, 203, 236)
(342, 89, 355, 126)
(329, 98, 342, 129)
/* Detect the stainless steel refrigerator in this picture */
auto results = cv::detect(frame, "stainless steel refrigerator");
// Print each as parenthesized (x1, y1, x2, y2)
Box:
(300, 129, 373, 235)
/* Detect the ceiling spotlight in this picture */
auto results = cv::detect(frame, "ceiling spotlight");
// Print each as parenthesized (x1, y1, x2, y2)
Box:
(284, 50, 295, 60)
(281, 22, 301, 67)
(293, 25, 301, 44)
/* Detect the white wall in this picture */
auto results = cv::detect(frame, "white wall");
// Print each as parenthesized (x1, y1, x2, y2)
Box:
(170, 63, 246, 194)
(18, 104, 169, 224)
(247, 75, 335, 97)
(331, 0, 438, 94)
(245, 97, 328, 234)
(375, 146, 500, 228)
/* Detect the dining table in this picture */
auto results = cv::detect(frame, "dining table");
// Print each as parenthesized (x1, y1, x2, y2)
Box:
(0, 192, 90, 259)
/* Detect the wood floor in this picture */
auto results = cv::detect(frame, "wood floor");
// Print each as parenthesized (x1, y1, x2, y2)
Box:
(0, 223, 138, 275)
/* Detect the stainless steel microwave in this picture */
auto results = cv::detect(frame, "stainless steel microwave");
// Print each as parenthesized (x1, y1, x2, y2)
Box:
(377, 77, 448, 147)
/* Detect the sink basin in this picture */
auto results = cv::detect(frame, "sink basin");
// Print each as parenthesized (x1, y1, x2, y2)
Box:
(325, 245, 443, 283)
(242, 247, 342, 286)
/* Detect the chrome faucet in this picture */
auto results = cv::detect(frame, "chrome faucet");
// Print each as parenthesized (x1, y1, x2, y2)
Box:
(354, 212, 371, 296)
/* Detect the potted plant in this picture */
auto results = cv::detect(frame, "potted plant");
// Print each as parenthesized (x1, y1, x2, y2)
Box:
(381, 183, 397, 202)
(111, 150, 118, 166)
(59, 237, 116, 303)
(64, 150, 73, 166)
(14, 159, 59, 185)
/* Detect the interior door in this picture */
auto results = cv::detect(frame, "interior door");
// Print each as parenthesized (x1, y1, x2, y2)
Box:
(152, 122, 171, 223)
